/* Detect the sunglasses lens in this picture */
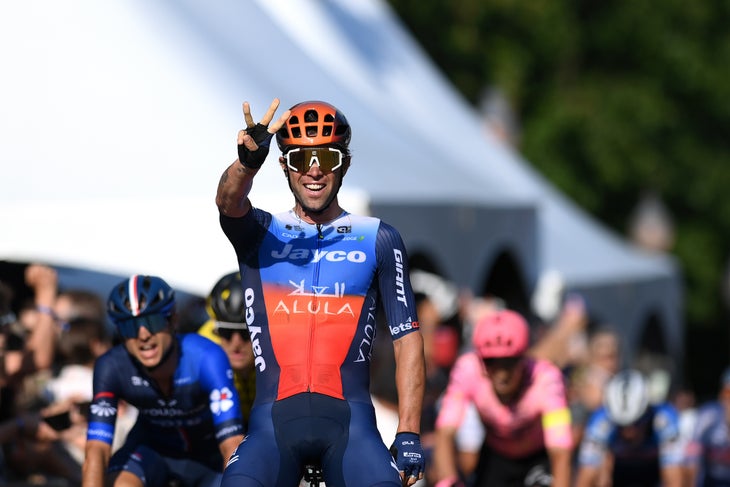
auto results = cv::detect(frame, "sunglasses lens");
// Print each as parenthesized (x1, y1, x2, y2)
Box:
(483, 356, 522, 369)
(286, 148, 342, 173)
(117, 314, 168, 339)
(217, 327, 250, 341)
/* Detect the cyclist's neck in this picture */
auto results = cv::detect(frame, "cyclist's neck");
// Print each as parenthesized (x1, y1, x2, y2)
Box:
(292, 205, 346, 226)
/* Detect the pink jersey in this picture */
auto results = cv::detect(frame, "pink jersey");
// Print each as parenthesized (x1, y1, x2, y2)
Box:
(436, 352, 573, 458)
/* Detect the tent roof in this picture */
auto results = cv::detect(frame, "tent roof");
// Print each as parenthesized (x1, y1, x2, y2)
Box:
(0, 0, 677, 298)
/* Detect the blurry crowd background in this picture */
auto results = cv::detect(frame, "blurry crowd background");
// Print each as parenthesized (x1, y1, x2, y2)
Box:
(386, 0, 730, 402)
(0, 258, 710, 486)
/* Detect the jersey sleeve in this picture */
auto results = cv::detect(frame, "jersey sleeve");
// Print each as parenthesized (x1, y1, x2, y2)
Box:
(684, 403, 717, 466)
(196, 337, 246, 440)
(535, 361, 573, 450)
(577, 408, 614, 467)
(654, 403, 684, 466)
(374, 221, 419, 340)
(435, 353, 479, 430)
(86, 350, 122, 445)
(220, 208, 272, 264)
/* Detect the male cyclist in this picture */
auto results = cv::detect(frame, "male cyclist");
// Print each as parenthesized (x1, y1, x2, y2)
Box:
(433, 309, 573, 487)
(575, 369, 684, 487)
(82, 275, 244, 487)
(216, 98, 426, 487)
(685, 366, 730, 487)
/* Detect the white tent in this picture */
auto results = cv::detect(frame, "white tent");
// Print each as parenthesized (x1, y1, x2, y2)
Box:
(0, 0, 682, 365)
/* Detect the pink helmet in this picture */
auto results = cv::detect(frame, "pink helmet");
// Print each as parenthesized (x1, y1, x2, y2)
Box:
(472, 309, 530, 358)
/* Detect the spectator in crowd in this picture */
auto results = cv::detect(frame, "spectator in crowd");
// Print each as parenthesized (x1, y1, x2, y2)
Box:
(433, 309, 573, 487)
(0, 264, 60, 482)
(1, 264, 59, 392)
(564, 325, 622, 455)
(216, 98, 425, 487)
(685, 366, 730, 487)
(571, 327, 621, 413)
(575, 368, 684, 487)
(82, 274, 244, 487)
(0, 400, 76, 482)
(528, 293, 590, 370)
(2, 316, 115, 486)
(53, 288, 109, 336)
(44, 317, 119, 474)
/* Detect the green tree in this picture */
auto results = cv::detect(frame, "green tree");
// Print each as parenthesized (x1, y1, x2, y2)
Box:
(388, 0, 730, 392)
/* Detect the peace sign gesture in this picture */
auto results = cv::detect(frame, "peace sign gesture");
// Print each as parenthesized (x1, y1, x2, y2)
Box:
(237, 98, 291, 169)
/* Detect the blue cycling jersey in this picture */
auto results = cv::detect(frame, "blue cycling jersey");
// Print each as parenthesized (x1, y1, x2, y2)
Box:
(87, 333, 244, 463)
(686, 401, 730, 486)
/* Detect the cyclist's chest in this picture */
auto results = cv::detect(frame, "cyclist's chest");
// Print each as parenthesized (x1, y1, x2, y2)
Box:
(476, 383, 545, 434)
(120, 371, 209, 423)
(258, 218, 379, 296)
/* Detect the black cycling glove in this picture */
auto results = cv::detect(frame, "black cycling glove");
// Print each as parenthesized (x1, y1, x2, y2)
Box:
(238, 123, 275, 170)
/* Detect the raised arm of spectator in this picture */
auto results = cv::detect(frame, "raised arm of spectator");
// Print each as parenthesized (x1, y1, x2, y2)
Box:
(24, 264, 58, 370)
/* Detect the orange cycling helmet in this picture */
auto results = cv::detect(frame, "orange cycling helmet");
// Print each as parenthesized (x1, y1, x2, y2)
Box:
(276, 101, 351, 152)
(472, 309, 530, 358)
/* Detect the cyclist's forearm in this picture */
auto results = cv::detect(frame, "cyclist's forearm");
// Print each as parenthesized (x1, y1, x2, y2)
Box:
(548, 447, 572, 487)
(82, 440, 111, 487)
(660, 464, 683, 487)
(393, 331, 425, 433)
(433, 426, 460, 481)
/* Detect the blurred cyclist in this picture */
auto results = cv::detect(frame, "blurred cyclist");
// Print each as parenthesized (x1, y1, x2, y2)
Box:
(685, 366, 730, 487)
(215, 99, 425, 487)
(433, 309, 573, 487)
(82, 275, 244, 487)
(575, 368, 683, 487)
(199, 271, 257, 423)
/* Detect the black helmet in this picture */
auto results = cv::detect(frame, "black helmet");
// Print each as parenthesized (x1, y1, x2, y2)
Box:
(207, 272, 245, 323)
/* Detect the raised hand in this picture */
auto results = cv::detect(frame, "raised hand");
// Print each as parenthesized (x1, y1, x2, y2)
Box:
(237, 98, 290, 170)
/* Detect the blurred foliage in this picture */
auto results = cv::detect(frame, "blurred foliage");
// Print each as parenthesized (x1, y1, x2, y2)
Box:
(387, 0, 730, 331)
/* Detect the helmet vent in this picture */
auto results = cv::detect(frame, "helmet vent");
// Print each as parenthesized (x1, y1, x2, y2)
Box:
(306, 125, 318, 137)
(334, 124, 349, 136)
(291, 127, 301, 138)
(149, 290, 165, 307)
(304, 110, 319, 122)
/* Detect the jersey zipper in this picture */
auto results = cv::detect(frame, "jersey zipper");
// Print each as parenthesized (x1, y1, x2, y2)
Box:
(307, 224, 324, 392)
